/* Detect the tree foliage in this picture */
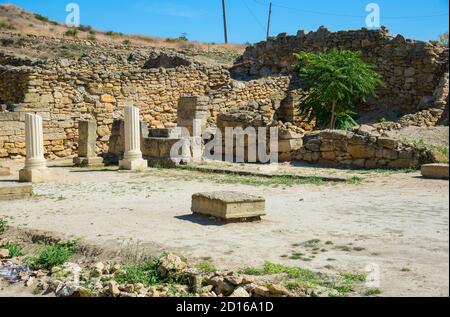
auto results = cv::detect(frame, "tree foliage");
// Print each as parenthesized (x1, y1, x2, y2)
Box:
(439, 32, 449, 45)
(294, 49, 384, 130)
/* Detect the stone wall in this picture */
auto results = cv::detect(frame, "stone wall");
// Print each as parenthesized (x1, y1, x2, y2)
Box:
(0, 66, 29, 104)
(294, 125, 433, 169)
(0, 43, 289, 159)
(233, 26, 449, 115)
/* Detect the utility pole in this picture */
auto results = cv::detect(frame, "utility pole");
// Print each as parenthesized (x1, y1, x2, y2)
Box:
(266, 2, 272, 40)
(222, 0, 228, 44)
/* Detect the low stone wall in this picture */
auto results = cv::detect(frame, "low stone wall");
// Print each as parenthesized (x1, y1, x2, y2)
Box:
(294, 126, 432, 169)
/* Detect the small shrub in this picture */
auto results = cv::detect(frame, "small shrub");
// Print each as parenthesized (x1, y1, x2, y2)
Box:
(115, 258, 161, 286)
(34, 14, 49, 23)
(105, 31, 116, 36)
(122, 39, 131, 45)
(0, 218, 7, 234)
(0, 22, 16, 30)
(87, 34, 96, 41)
(78, 25, 92, 32)
(177, 33, 188, 42)
(196, 262, 217, 273)
(65, 28, 78, 37)
(26, 240, 78, 270)
(1, 242, 24, 257)
(365, 288, 382, 296)
(115, 256, 190, 287)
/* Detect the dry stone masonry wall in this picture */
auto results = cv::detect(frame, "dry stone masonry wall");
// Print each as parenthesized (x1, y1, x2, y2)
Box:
(234, 26, 449, 117)
(0, 36, 289, 159)
(295, 125, 432, 169)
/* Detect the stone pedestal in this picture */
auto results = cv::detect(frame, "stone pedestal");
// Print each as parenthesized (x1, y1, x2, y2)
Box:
(192, 191, 266, 222)
(119, 106, 147, 171)
(73, 121, 104, 167)
(177, 96, 209, 136)
(421, 163, 449, 180)
(19, 114, 51, 183)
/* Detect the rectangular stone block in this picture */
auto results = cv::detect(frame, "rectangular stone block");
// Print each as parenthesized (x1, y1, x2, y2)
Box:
(421, 164, 449, 180)
(192, 191, 266, 222)
(177, 96, 209, 136)
(78, 121, 97, 157)
(0, 182, 32, 200)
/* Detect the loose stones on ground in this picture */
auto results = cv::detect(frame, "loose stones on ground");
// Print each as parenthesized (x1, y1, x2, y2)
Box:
(192, 191, 266, 222)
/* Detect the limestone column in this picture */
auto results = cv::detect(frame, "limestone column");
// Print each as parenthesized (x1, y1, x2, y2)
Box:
(119, 105, 147, 171)
(19, 113, 51, 182)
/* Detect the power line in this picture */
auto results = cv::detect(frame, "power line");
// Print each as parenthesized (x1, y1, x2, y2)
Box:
(242, 0, 267, 34)
(252, 0, 449, 19)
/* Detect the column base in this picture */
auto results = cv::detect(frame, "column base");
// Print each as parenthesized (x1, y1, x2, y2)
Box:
(119, 158, 148, 171)
(73, 156, 104, 168)
(0, 167, 10, 177)
(19, 168, 52, 183)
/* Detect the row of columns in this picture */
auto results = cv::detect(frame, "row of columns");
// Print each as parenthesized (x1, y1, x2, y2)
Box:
(18, 105, 147, 183)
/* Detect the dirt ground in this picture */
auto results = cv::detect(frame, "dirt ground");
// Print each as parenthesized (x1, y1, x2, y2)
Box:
(0, 160, 448, 297)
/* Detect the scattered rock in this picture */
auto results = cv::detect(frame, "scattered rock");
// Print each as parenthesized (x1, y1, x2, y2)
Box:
(0, 249, 10, 259)
(158, 253, 187, 277)
(229, 287, 250, 297)
(108, 281, 121, 297)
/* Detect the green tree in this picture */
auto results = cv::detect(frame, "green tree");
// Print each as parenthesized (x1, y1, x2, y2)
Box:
(439, 32, 448, 45)
(294, 49, 384, 130)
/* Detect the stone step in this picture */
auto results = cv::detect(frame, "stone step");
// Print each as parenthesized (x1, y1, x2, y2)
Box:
(0, 182, 33, 201)
(421, 164, 449, 180)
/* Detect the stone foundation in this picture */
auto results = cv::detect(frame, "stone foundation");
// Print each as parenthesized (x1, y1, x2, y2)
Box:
(191, 191, 266, 222)
(0, 182, 32, 200)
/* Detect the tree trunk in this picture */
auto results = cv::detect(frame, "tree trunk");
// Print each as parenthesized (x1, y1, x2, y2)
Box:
(330, 100, 336, 129)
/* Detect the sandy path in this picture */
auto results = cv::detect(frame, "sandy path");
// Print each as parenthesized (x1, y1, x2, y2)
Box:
(0, 164, 448, 297)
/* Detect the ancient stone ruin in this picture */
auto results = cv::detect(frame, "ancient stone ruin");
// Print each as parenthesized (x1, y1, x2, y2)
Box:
(0, 26, 448, 169)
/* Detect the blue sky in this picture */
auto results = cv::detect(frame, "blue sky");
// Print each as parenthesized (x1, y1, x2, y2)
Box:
(2, 0, 448, 43)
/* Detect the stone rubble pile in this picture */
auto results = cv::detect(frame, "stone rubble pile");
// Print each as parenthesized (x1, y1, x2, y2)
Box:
(295, 125, 436, 169)
(0, 250, 302, 298)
